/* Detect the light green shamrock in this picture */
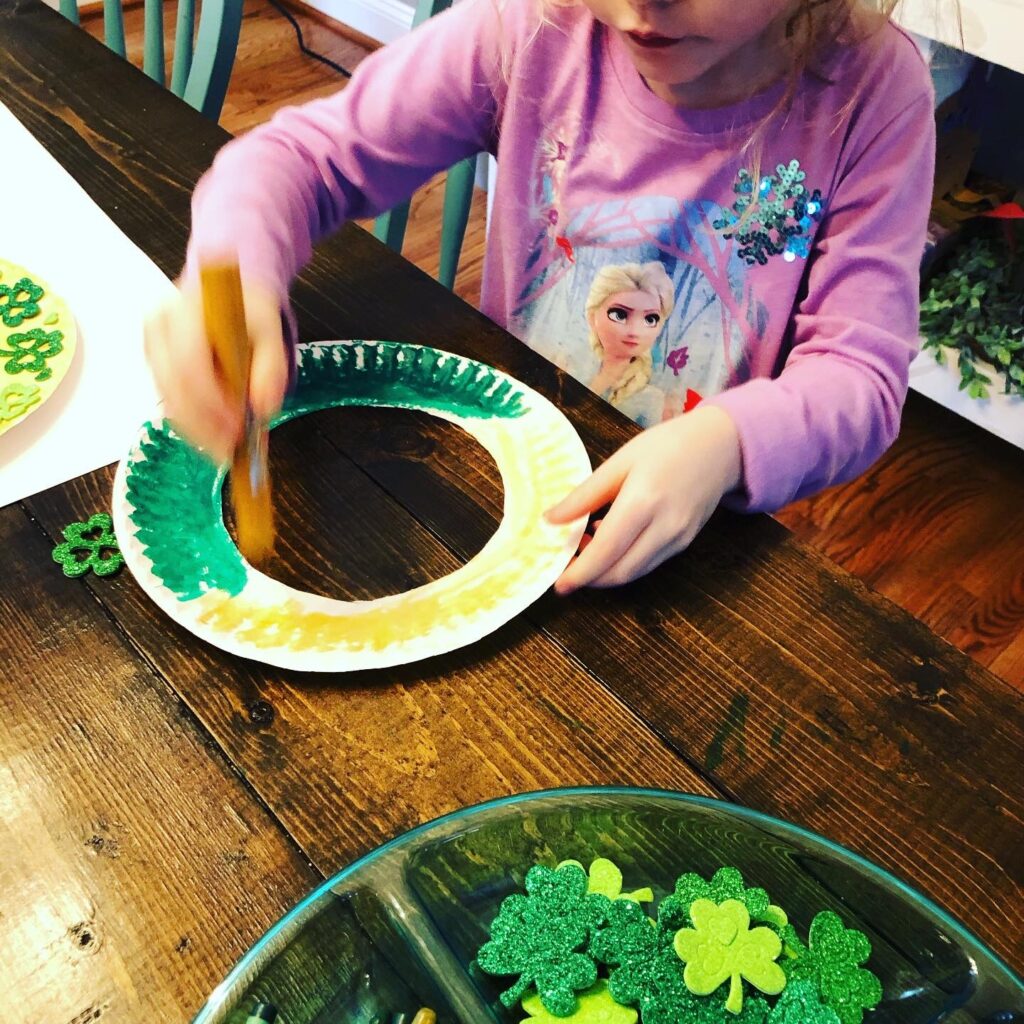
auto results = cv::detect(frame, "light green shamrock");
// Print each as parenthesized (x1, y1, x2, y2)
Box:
(673, 899, 786, 1014)
(558, 858, 654, 904)
(521, 981, 638, 1024)
(658, 867, 786, 933)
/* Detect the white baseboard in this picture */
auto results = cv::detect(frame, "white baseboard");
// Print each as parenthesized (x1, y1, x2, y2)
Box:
(302, 0, 415, 44)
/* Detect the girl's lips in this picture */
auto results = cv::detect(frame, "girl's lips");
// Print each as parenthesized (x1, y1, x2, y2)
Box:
(626, 31, 683, 49)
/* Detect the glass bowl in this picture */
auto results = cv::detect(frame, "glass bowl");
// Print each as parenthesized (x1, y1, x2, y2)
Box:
(193, 787, 1024, 1024)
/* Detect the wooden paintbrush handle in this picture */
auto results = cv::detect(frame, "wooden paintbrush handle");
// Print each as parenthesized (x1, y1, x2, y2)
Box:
(200, 262, 275, 564)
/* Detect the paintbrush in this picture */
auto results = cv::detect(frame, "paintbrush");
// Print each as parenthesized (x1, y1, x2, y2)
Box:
(200, 261, 275, 564)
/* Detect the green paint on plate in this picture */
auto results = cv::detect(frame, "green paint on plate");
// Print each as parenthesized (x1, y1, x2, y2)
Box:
(278, 341, 527, 424)
(125, 342, 529, 602)
(126, 424, 247, 599)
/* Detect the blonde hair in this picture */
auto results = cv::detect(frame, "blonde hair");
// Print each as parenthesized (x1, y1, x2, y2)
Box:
(585, 261, 674, 405)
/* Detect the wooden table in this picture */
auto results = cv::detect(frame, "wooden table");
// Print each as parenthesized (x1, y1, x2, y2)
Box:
(2, 2, 1022, 1020)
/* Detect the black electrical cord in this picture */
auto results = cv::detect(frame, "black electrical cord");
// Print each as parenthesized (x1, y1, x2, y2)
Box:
(266, 0, 354, 78)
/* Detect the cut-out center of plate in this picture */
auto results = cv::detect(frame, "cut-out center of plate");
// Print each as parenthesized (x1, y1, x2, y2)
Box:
(226, 406, 504, 602)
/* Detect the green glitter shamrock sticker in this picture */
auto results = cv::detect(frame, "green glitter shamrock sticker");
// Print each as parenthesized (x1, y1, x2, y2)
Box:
(559, 858, 654, 904)
(659, 867, 785, 932)
(0, 327, 64, 381)
(591, 898, 700, 1024)
(781, 913, 881, 1024)
(0, 276, 43, 327)
(521, 981, 637, 1024)
(673, 899, 786, 1013)
(0, 382, 41, 423)
(767, 979, 841, 1024)
(52, 513, 124, 578)
(477, 863, 612, 1016)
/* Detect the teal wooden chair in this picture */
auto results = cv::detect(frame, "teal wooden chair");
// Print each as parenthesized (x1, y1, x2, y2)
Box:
(57, 0, 244, 121)
(373, 0, 477, 290)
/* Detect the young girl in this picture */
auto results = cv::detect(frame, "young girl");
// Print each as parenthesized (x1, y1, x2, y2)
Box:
(145, 0, 934, 594)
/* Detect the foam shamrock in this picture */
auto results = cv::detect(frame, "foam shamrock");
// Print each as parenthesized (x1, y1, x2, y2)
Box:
(521, 981, 637, 1024)
(590, 899, 698, 1024)
(611, 958, 772, 1024)
(477, 863, 611, 1016)
(591, 898, 663, 974)
(781, 913, 881, 1024)
(658, 868, 785, 932)
(0, 328, 64, 381)
(51, 513, 124, 578)
(0, 276, 43, 327)
(559, 858, 654, 904)
(766, 979, 841, 1024)
(0, 382, 41, 422)
(613, 952, 703, 1024)
(673, 899, 786, 1014)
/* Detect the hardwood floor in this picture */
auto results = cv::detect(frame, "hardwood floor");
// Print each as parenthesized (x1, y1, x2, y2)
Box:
(83, 0, 1024, 689)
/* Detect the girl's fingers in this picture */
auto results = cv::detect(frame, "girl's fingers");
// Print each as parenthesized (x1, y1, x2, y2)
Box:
(545, 450, 631, 524)
(145, 303, 241, 461)
(245, 292, 289, 422)
(589, 518, 700, 588)
(554, 493, 651, 594)
(586, 525, 673, 588)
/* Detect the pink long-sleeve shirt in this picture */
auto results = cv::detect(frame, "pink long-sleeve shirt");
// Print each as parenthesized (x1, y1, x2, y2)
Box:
(187, 0, 935, 511)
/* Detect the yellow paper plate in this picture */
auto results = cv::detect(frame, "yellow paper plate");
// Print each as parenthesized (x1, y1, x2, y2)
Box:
(113, 340, 591, 671)
(0, 259, 77, 437)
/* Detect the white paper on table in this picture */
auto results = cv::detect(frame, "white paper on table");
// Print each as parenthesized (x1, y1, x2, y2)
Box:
(909, 350, 1024, 452)
(0, 102, 175, 508)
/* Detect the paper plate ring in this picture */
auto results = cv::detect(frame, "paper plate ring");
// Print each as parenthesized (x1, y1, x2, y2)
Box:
(113, 340, 590, 671)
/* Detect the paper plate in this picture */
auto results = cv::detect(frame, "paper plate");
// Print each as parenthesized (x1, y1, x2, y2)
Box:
(0, 259, 77, 436)
(112, 340, 590, 672)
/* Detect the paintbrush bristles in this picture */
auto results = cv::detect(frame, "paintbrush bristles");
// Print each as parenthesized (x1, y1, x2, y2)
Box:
(200, 262, 275, 565)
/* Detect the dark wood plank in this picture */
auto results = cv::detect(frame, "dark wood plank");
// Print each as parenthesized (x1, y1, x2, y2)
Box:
(0, 504, 320, 1023)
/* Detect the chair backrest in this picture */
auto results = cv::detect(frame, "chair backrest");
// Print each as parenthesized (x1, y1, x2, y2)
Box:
(58, 0, 244, 121)
(373, 0, 477, 290)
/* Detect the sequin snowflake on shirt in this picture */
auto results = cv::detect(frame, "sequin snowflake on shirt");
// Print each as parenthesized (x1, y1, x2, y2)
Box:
(714, 160, 825, 267)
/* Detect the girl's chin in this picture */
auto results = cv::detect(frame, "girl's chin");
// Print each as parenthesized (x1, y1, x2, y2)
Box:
(635, 56, 715, 87)
(625, 43, 722, 88)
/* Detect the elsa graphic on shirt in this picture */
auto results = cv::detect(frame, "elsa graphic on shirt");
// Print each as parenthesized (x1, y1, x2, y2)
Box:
(584, 262, 674, 428)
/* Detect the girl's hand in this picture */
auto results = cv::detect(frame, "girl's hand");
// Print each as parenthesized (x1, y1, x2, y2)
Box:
(545, 405, 742, 593)
(144, 280, 289, 464)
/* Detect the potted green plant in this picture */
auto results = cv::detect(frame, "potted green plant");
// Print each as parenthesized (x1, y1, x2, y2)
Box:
(919, 212, 1024, 400)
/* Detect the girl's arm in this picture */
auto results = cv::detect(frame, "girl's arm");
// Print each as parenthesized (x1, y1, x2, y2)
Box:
(706, 88, 936, 512)
(183, 0, 509, 298)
